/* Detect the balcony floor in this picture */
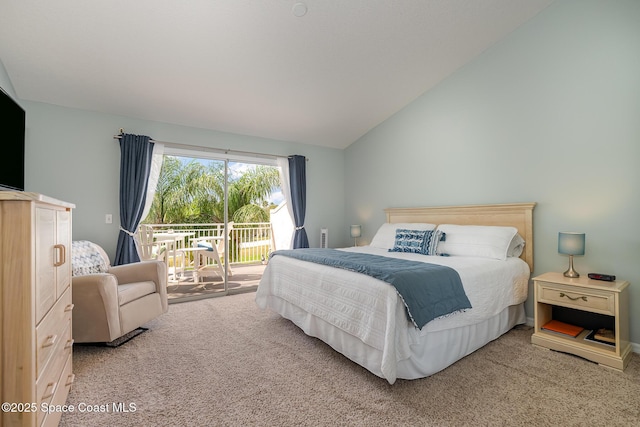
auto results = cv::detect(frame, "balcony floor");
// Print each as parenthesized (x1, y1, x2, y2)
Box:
(167, 263, 266, 302)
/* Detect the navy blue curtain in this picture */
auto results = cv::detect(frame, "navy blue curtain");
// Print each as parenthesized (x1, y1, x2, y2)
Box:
(289, 155, 309, 249)
(113, 134, 155, 265)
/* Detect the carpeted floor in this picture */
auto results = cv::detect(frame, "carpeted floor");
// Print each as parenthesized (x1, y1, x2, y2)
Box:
(61, 292, 640, 426)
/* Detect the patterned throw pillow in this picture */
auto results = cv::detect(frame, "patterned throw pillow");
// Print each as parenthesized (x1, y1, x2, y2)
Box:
(72, 240, 109, 276)
(422, 229, 445, 255)
(389, 229, 445, 255)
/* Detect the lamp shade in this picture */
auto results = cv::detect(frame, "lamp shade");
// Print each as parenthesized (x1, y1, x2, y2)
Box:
(558, 232, 585, 256)
(350, 225, 362, 238)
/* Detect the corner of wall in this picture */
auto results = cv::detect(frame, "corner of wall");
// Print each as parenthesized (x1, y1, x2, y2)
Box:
(0, 57, 17, 99)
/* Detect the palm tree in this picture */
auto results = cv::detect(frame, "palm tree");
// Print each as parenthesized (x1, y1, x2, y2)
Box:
(143, 157, 280, 225)
(228, 165, 280, 223)
(144, 157, 183, 224)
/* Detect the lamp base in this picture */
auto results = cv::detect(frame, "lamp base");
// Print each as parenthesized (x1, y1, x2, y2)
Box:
(563, 269, 580, 278)
(563, 255, 580, 278)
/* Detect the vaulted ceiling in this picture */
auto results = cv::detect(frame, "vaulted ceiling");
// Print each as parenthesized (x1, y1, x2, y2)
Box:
(0, 0, 553, 149)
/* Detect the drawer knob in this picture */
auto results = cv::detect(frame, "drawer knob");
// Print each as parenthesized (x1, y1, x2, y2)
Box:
(559, 292, 587, 302)
(66, 374, 76, 387)
(42, 334, 58, 348)
(42, 381, 58, 399)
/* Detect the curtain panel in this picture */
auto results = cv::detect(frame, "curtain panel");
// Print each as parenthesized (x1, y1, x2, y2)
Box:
(288, 155, 309, 249)
(114, 133, 155, 265)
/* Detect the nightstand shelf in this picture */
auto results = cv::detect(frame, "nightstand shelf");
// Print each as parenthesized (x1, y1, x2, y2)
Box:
(531, 272, 631, 370)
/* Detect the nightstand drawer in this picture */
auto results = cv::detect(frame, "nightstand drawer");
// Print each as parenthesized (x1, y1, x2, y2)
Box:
(538, 282, 614, 315)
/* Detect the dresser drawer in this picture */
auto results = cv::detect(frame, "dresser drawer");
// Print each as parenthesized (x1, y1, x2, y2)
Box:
(38, 353, 74, 427)
(537, 282, 615, 315)
(36, 319, 73, 413)
(36, 288, 73, 377)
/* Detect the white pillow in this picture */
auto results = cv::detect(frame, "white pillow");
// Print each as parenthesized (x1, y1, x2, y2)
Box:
(370, 223, 436, 249)
(435, 225, 519, 261)
(507, 233, 526, 258)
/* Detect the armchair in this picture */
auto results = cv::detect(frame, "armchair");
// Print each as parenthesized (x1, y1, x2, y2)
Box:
(71, 241, 168, 344)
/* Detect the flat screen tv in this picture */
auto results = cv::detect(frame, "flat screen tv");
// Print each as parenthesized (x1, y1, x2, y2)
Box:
(0, 86, 25, 191)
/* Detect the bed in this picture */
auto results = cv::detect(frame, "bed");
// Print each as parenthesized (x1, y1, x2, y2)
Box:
(255, 203, 536, 384)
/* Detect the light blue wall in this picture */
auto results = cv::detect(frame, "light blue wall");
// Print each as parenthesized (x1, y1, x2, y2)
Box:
(22, 101, 345, 259)
(345, 0, 640, 343)
(3, 1, 639, 344)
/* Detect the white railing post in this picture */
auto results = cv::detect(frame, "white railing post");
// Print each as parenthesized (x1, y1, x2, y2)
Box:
(144, 222, 273, 266)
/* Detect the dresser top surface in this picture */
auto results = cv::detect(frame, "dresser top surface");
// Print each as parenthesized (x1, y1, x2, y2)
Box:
(0, 191, 75, 208)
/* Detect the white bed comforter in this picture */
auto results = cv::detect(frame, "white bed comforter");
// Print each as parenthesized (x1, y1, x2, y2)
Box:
(255, 246, 529, 381)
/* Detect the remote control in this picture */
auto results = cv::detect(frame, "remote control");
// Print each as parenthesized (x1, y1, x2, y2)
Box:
(588, 273, 616, 282)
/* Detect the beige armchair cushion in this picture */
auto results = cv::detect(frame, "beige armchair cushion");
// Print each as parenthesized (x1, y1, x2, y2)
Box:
(118, 281, 158, 305)
(71, 242, 168, 343)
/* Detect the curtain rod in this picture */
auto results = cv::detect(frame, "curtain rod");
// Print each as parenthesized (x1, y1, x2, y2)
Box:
(113, 131, 308, 161)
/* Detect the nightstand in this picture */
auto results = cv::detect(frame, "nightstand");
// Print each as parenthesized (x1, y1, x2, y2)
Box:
(531, 272, 631, 370)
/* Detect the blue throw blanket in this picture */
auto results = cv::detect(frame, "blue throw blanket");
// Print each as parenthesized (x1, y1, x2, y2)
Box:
(270, 249, 471, 329)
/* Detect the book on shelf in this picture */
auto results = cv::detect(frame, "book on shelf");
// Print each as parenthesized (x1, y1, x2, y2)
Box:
(594, 328, 616, 343)
(584, 329, 615, 347)
(541, 319, 584, 337)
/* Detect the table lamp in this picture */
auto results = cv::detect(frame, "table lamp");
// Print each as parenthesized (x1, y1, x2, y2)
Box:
(350, 225, 362, 246)
(558, 232, 585, 278)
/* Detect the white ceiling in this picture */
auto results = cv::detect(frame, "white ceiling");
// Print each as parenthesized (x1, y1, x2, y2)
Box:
(0, 0, 553, 149)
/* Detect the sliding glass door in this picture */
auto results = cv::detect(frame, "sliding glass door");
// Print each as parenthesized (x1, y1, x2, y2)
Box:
(141, 149, 282, 302)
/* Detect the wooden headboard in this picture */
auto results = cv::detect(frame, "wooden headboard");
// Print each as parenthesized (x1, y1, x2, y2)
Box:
(384, 203, 536, 271)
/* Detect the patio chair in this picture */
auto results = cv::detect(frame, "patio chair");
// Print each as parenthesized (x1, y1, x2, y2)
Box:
(136, 225, 165, 261)
(137, 224, 185, 279)
(191, 222, 234, 279)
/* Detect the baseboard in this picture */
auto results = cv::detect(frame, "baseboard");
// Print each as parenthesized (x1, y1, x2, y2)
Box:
(525, 316, 639, 354)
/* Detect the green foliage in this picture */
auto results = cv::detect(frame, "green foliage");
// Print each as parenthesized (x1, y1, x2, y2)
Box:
(143, 157, 280, 225)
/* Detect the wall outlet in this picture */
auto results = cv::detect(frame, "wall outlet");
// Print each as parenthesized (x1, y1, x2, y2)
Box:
(105, 214, 112, 224)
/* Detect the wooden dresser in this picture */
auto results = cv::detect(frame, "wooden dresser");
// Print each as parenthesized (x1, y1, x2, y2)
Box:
(1, 192, 75, 427)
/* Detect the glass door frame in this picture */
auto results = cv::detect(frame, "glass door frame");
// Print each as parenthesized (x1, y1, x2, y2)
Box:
(163, 146, 278, 302)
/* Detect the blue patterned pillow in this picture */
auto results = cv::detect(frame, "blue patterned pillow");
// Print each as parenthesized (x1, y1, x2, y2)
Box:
(422, 229, 445, 255)
(389, 229, 445, 255)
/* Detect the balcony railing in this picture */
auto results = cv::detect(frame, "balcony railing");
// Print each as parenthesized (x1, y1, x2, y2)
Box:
(144, 222, 273, 265)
